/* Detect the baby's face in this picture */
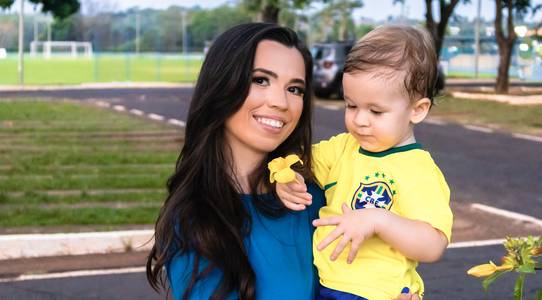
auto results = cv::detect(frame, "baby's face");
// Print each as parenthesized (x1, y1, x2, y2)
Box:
(342, 71, 418, 152)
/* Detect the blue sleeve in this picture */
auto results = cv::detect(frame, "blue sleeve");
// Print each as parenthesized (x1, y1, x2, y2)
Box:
(167, 251, 237, 300)
(307, 182, 325, 223)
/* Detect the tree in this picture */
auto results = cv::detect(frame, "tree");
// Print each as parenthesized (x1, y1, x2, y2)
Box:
(325, 0, 363, 40)
(394, 0, 469, 59)
(0, 0, 80, 19)
(494, 0, 531, 94)
(243, 0, 314, 23)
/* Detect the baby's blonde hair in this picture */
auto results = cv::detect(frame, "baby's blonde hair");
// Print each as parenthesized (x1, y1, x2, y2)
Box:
(344, 25, 438, 103)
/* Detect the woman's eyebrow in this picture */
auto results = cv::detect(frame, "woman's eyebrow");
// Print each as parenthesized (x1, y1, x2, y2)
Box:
(253, 67, 305, 86)
(253, 68, 277, 78)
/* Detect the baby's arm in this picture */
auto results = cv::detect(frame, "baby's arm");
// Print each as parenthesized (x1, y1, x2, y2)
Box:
(276, 172, 313, 211)
(314, 204, 448, 263)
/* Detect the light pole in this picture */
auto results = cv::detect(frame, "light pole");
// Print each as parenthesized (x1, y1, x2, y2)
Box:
(135, 9, 140, 54)
(474, 0, 481, 78)
(181, 10, 187, 55)
(18, 0, 24, 86)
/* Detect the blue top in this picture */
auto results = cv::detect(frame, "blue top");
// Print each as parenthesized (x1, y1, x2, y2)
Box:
(167, 183, 325, 300)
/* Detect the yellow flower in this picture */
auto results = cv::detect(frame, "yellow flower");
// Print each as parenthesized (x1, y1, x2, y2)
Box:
(268, 154, 302, 183)
(467, 261, 513, 278)
(531, 247, 542, 256)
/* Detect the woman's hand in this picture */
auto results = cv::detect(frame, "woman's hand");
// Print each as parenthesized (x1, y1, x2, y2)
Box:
(276, 172, 312, 211)
(313, 203, 384, 263)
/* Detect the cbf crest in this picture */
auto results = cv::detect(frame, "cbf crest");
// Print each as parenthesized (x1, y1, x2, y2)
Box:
(351, 172, 397, 210)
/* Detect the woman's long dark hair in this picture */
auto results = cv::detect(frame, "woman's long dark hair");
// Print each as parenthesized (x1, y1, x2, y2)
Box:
(146, 23, 313, 300)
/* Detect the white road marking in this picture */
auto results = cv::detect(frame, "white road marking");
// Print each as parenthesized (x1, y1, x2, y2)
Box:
(112, 105, 126, 112)
(168, 119, 186, 127)
(512, 133, 542, 143)
(148, 113, 165, 121)
(448, 238, 505, 248)
(424, 118, 447, 125)
(471, 203, 542, 227)
(463, 125, 494, 133)
(0, 267, 146, 283)
(94, 101, 110, 108)
(129, 109, 144, 116)
(319, 104, 341, 111)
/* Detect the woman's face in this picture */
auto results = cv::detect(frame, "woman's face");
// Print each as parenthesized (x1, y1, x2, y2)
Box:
(224, 40, 306, 159)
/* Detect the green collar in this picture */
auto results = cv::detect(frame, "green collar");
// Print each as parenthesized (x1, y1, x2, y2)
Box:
(358, 143, 422, 157)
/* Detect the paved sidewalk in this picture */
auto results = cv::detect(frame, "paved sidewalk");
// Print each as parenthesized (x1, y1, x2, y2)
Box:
(0, 230, 153, 260)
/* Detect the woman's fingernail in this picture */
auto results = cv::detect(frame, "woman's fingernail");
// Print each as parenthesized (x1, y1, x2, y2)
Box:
(401, 287, 410, 294)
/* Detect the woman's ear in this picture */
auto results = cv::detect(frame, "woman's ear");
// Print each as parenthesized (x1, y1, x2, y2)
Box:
(410, 98, 431, 124)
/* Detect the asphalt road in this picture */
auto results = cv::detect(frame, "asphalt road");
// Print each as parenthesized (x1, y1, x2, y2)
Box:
(1, 245, 540, 299)
(1, 87, 541, 299)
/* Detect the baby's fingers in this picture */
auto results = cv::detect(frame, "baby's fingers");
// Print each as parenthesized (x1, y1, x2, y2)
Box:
(330, 236, 350, 261)
(312, 216, 341, 227)
(346, 237, 363, 264)
(316, 226, 342, 251)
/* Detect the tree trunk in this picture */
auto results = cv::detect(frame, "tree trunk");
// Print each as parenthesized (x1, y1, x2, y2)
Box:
(494, 0, 516, 94)
(261, 4, 279, 23)
(496, 44, 512, 93)
(424, 0, 460, 59)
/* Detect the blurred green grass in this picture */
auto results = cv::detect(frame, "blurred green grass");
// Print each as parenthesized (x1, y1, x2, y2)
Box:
(0, 54, 202, 85)
(0, 100, 181, 228)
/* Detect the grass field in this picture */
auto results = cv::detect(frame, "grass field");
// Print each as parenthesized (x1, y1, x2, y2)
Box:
(0, 100, 181, 228)
(0, 54, 203, 85)
(431, 95, 542, 135)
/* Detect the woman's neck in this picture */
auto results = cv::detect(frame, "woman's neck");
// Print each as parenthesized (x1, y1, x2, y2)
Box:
(228, 146, 266, 194)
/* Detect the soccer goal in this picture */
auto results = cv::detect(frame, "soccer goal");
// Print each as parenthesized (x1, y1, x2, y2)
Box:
(30, 41, 93, 59)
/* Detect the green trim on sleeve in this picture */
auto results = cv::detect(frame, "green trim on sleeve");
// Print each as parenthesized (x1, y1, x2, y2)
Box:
(358, 143, 423, 157)
(324, 182, 337, 191)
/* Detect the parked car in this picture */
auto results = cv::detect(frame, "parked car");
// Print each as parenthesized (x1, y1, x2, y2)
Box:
(311, 42, 446, 99)
(311, 42, 353, 98)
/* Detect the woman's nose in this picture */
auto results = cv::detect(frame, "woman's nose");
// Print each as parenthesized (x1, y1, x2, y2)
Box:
(266, 87, 289, 110)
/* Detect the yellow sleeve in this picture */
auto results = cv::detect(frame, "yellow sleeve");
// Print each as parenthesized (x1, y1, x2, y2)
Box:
(395, 163, 453, 242)
(311, 133, 349, 190)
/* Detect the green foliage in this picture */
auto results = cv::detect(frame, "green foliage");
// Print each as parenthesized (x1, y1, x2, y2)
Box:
(1, 0, 80, 19)
(0, 0, 14, 9)
(471, 235, 542, 299)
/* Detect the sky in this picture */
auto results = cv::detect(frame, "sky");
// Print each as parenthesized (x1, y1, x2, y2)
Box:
(101, 0, 542, 22)
(6, 0, 542, 22)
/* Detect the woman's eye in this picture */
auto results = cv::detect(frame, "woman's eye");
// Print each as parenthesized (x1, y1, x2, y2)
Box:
(288, 86, 305, 96)
(252, 77, 269, 86)
(371, 109, 382, 115)
(345, 103, 356, 109)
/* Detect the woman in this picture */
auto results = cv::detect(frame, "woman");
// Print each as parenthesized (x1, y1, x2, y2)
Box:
(147, 23, 321, 300)
(146, 23, 419, 300)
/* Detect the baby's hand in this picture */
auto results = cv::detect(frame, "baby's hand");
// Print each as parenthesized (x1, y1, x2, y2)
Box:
(313, 203, 383, 264)
(276, 172, 312, 211)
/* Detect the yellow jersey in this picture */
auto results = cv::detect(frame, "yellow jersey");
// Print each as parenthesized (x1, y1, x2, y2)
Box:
(312, 133, 453, 300)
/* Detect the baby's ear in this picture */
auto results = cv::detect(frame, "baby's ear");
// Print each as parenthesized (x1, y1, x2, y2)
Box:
(410, 98, 431, 124)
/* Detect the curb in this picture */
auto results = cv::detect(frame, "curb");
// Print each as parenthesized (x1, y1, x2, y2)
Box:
(0, 230, 154, 260)
(451, 91, 542, 105)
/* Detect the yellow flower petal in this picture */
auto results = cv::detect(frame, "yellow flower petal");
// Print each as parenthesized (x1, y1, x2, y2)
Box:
(274, 168, 296, 183)
(467, 261, 512, 278)
(268, 157, 286, 172)
(284, 154, 302, 167)
(268, 155, 302, 183)
(467, 262, 497, 278)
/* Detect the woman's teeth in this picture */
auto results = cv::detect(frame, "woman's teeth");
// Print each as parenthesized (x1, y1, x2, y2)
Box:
(256, 117, 284, 129)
